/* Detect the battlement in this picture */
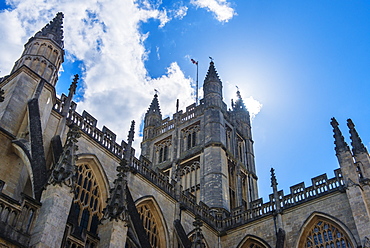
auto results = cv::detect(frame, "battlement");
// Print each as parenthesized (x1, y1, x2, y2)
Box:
(53, 95, 345, 233)
(53, 96, 132, 160)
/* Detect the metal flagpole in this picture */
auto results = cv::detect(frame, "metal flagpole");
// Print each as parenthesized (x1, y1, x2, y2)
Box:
(196, 61, 199, 106)
(191, 58, 199, 105)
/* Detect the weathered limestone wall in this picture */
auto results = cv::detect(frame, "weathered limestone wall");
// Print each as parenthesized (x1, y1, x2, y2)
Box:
(218, 192, 359, 248)
(0, 72, 40, 136)
(0, 133, 29, 200)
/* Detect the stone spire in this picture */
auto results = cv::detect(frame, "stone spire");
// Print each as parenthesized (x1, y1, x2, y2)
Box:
(61, 74, 78, 116)
(204, 61, 221, 83)
(270, 168, 281, 212)
(347, 119, 367, 155)
(103, 159, 130, 222)
(48, 125, 80, 188)
(203, 61, 223, 108)
(330, 118, 350, 154)
(126, 120, 135, 160)
(103, 121, 135, 222)
(34, 12, 64, 48)
(270, 168, 278, 191)
(147, 93, 161, 115)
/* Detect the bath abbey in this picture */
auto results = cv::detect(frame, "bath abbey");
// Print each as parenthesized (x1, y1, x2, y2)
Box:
(1, 13, 370, 248)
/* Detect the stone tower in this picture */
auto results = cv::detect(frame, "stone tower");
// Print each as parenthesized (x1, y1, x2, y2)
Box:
(140, 61, 259, 211)
(0, 12, 65, 201)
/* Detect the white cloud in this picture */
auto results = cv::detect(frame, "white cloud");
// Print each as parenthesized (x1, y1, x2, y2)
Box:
(244, 96, 263, 120)
(191, 0, 236, 22)
(174, 6, 188, 19)
(0, 0, 193, 151)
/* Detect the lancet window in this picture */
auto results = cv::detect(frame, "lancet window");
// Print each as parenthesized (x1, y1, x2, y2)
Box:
(182, 123, 200, 151)
(180, 161, 200, 201)
(237, 136, 245, 163)
(155, 137, 171, 164)
(63, 163, 103, 248)
(137, 201, 166, 248)
(301, 217, 353, 248)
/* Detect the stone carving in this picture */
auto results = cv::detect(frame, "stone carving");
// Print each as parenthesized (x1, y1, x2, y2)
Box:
(0, 88, 4, 102)
(364, 236, 370, 248)
(191, 215, 206, 248)
(103, 159, 130, 223)
(48, 125, 80, 188)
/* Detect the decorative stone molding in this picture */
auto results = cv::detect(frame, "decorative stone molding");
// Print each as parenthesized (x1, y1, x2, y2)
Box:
(48, 125, 80, 188)
(0, 88, 4, 102)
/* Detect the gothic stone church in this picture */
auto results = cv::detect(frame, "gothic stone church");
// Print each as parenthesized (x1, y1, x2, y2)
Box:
(0, 13, 369, 248)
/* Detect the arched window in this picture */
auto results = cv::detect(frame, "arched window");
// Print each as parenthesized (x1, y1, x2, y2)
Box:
(72, 163, 103, 234)
(238, 235, 270, 248)
(299, 216, 354, 248)
(63, 163, 104, 248)
(136, 200, 166, 248)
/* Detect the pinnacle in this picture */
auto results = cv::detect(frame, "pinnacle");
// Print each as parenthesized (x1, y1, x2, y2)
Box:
(204, 61, 221, 83)
(147, 94, 161, 115)
(34, 12, 64, 48)
(347, 119, 367, 154)
(233, 89, 247, 111)
(330, 118, 350, 154)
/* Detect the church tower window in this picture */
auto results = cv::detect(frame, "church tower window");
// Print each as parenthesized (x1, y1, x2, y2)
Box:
(156, 137, 171, 164)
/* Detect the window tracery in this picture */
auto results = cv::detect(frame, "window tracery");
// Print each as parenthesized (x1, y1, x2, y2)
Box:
(182, 124, 200, 151)
(136, 201, 166, 248)
(301, 217, 353, 248)
(72, 163, 102, 234)
(63, 163, 103, 248)
(155, 138, 171, 163)
(180, 161, 200, 200)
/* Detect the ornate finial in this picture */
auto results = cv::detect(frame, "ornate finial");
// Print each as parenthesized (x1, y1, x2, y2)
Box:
(154, 89, 159, 97)
(128, 120, 135, 143)
(34, 12, 64, 48)
(232, 88, 247, 111)
(48, 125, 80, 188)
(270, 168, 278, 188)
(191, 215, 206, 248)
(363, 236, 370, 248)
(209, 56, 214, 62)
(0, 88, 4, 102)
(103, 122, 135, 222)
(347, 119, 367, 155)
(102, 159, 130, 222)
(68, 74, 78, 95)
(330, 118, 350, 154)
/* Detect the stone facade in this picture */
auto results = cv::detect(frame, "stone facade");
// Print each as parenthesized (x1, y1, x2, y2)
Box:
(0, 13, 369, 248)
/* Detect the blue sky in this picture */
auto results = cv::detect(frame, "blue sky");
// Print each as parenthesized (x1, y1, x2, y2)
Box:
(1, 0, 370, 200)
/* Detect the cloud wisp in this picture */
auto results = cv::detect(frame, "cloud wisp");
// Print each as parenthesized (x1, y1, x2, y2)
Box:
(191, 0, 236, 22)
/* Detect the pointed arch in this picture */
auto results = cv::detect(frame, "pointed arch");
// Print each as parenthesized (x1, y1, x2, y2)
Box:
(135, 196, 169, 248)
(63, 154, 110, 247)
(296, 212, 358, 248)
(236, 234, 271, 248)
(11, 141, 34, 198)
(76, 153, 110, 201)
(187, 229, 210, 248)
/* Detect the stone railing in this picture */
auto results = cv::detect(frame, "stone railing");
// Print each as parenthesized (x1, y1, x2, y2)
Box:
(53, 96, 345, 232)
(0, 193, 41, 246)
